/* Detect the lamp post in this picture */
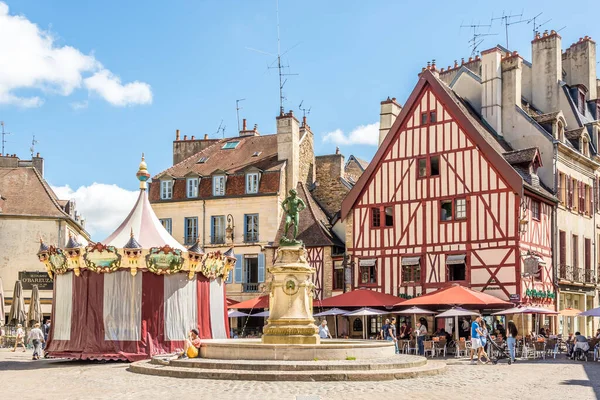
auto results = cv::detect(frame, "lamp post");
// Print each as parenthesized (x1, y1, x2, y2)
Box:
(226, 214, 235, 244)
(342, 253, 355, 293)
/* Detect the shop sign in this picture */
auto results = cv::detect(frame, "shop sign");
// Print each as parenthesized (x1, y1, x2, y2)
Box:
(509, 294, 521, 302)
(18, 271, 53, 291)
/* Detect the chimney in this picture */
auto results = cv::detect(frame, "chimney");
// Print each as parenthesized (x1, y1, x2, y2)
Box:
(239, 119, 260, 137)
(32, 153, 44, 176)
(243, 119, 247, 131)
(501, 52, 523, 136)
(379, 97, 402, 146)
(176, 129, 180, 140)
(531, 30, 562, 112)
(563, 36, 597, 101)
(481, 47, 503, 134)
(183, 135, 188, 140)
(277, 110, 300, 192)
(204, 134, 209, 140)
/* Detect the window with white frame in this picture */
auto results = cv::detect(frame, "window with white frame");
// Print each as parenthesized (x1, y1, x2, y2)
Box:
(184, 217, 198, 245)
(211, 215, 226, 244)
(455, 198, 467, 219)
(246, 173, 259, 194)
(186, 177, 199, 198)
(245, 214, 259, 242)
(159, 218, 172, 234)
(213, 175, 225, 196)
(160, 180, 173, 200)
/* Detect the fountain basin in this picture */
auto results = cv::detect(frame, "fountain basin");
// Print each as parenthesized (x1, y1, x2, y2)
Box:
(199, 338, 395, 361)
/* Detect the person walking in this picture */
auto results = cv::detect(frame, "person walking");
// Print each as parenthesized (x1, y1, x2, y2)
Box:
(469, 316, 483, 365)
(319, 320, 332, 339)
(479, 320, 490, 364)
(389, 317, 400, 354)
(414, 321, 427, 355)
(42, 319, 51, 352)
(381, 319, 390, 341)
(506, 320, 518, 363)
(28, 322, 45, 360)
(11, 324, 26, 353)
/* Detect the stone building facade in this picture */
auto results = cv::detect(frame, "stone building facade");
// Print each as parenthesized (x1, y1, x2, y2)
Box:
(0, 154, 90, 321)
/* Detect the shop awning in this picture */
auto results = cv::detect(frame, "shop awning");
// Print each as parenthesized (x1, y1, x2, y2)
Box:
(315, 288, 404, 308)
(446, 254, 466, 265)
(398, 284, 511, 308)
(228, 295, 269, 309)
(401, 257, 420, 266)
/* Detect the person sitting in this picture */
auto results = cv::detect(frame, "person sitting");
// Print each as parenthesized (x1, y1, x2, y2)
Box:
(595, 328, 600, 339)
(538, 327, 548, 338)
(182, 329, 202, 359)
(571, 331, 590, 359)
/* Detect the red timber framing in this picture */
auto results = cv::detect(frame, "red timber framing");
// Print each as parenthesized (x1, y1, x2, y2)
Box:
(341, 70, 555, 304)
(307, 247, 324, 300)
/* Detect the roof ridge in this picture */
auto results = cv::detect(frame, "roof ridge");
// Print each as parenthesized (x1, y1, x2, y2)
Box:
(153, 139, 225, 179)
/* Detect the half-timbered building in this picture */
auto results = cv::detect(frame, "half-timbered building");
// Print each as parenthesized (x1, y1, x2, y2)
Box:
(341, 70, 557, 319)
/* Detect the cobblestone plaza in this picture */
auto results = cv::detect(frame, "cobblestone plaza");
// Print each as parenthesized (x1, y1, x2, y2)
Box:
(1, 349, 599, 400)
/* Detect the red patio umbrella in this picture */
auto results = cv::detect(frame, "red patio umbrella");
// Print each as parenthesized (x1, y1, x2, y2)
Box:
(228, 295, 269, 309)
(398, 284, 512, 308)
(315, 288, 405, 308)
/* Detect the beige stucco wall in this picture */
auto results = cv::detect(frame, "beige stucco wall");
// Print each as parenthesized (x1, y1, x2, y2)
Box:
(0, 217, 81, 315)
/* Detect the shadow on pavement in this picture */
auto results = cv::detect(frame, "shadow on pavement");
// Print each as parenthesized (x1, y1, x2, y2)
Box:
(0, 358, 128, 371)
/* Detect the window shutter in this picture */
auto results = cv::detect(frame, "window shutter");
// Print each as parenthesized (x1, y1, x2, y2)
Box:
(557, 174, 562, 203)
(559, 232, 566, 266)
(258, 253, 266, 283)
(234, 255, 243, 283)
(225, 269, 233, 283)
(210, 216, 215, 244)
(243, 214, 248, 242)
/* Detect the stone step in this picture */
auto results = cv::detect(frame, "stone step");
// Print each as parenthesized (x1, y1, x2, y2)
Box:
(129, 360, 446, 381)
(160, 355, 428, 371)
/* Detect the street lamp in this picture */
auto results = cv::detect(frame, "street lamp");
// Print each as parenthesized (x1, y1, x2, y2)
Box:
(226, 214, 235, 243)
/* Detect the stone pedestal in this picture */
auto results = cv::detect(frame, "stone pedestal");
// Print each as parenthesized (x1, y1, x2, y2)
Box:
(262, 245, 320, 345)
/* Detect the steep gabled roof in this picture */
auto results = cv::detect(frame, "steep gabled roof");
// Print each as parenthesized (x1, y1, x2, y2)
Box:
(345, 155, 369, 172)
(341, 70, 524, 219)
(503, 148, 541, 166)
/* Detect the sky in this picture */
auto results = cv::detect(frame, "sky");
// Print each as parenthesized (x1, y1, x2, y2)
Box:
(1, 0, 599, 240)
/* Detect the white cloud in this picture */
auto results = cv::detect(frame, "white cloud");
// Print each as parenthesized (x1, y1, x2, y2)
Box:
(70, 100, 88, 110)
(84, 70, 152, 107)
(0, 2, 152, 107)
(322, 122, 380, 146)
(51, 183, 138, 241)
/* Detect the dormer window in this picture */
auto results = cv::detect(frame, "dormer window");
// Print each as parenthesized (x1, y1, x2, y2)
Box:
(186, 177, 199, 198)
(246, 172, 260, 194)
(582, 137, 590, 157)
(213, 175, 225, 196)
(557, 122, 565, 142)
(160, 179, 173, 200)
(222, 141, 239, 150)
(578, 91, 586, 114)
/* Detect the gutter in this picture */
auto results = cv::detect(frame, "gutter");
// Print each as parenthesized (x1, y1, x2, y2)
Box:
(552, 142, 559, 295)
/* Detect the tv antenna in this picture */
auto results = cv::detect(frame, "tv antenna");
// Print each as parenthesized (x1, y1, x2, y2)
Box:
(299, 100, 311, 119)
(236, 98, 245, 132)
(246, 0, 299, 115)
(216, 120, 226, 138)
(1, 121, 11, 156)
(492, 10, 526, 49)
(460, 21, 496, 57)
(526, 12, 552, 39)
(30, 134, 38, 158)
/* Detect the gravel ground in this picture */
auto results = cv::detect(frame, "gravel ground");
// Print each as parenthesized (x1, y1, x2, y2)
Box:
(1, 349, 599, 400)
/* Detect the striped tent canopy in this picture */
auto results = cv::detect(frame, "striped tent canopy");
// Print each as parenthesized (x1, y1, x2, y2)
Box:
(37, 156, 236, 361)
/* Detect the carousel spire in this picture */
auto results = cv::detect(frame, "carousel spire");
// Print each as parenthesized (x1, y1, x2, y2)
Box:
(136, 153, 150, 190)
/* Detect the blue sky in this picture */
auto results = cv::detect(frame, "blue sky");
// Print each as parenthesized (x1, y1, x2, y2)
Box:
(1, 0, 599, 239)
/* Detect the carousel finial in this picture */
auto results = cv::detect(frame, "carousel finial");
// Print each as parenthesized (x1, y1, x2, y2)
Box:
(130, 227, 135, 238)
(136, 153, 150, 190)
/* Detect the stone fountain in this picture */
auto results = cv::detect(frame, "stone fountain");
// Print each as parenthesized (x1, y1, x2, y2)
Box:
(131, 190, 445, 380)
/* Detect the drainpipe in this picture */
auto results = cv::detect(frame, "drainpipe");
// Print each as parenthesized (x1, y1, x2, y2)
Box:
(552, 142, 558, 302)
(202, 199, 206, 247)
(58, 219, 63, 247)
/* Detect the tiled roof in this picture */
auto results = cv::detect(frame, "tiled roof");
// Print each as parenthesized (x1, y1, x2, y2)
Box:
(0, 167, 80, 221)
(274, 182, 343, 248)
(154, 135, 282, 179)
(513, 167, 555, 200)
(565, 127, 586, 140)
(346, 156, 369, 172)
(503, 148, 539, 165)
(531, 112, 560, 124)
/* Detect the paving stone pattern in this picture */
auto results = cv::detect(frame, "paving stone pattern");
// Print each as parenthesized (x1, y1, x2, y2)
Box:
(1, 349, 599, 400)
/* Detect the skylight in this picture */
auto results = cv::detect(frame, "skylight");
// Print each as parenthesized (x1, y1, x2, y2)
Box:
(222, 141, 240, 150)
(252, 151, 262, 157)
(197, 157, 209, 163)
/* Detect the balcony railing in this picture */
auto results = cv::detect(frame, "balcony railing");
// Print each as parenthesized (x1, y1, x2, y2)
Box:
(242, 283, 260, 293)
(558, 265, 596, 284)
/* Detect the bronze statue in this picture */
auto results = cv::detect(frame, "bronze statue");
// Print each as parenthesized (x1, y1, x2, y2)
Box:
(280, 189, 306, 246)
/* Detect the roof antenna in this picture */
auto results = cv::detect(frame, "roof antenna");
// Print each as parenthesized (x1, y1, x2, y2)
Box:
(30, 134, 38, 158)
(0, 121, 11, 156)
(216, 120, 226, 139)
(299, 100, 311, 119)
(526, 12, 551, 39)
(245, 0, 299, 115)
(460, 20, 497, 57)
(491, 10, 526, 49)
(236, 98, 245, 132)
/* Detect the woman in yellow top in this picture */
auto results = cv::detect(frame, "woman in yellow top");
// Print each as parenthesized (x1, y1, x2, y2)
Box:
(182, 329, 202, 359)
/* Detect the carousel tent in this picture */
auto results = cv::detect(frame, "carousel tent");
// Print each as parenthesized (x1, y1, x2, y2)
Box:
(37, 156, 235, 361)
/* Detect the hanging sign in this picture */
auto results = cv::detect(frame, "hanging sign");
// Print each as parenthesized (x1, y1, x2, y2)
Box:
(18, 271, 54, 290)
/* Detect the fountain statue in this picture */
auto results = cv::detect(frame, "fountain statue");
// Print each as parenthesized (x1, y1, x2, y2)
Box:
(262, 189, 320, 344)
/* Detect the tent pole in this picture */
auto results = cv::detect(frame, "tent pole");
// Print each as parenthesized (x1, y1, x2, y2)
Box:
(363, 315, 366, 340)
(335, 315, 338, 339)
(455, 315, 459, 341)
